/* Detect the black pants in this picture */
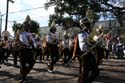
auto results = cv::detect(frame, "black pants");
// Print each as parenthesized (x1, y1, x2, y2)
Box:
(96, 46, 104, 64)
(1, 48, 10, 63)
(35, 48, 42, 61)
(63, 48, 71, 65)
(0, 47, 3, 63)
(117, 49, 124, 59)
(19, 48, 35, 79)
(43, 47, 50, 60)
(48, 44, 59, 71)
(105, 49, 110, 59)
(12, 50, 19, 65)
(78, 52, 99, 83)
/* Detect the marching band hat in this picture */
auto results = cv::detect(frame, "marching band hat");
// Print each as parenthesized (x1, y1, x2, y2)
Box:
(79, 17, 91, 29)
(23, 22, 31, 31)
(79, 17, 88, 24)
(50, 26, 57, 33)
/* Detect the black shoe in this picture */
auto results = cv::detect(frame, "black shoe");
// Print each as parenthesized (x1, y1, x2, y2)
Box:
(47, 63, 50, 66)
(47, 63, 53, 73)
(18, 79, 24, 83)
(18, 80, 28, 83)
(48, 69, 53, 73)
(18, 78, 28, 83)
(64, 64, 69, 67)
(5, 58, 8, 62)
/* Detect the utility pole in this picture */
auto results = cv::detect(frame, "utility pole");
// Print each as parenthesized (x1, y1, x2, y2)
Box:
(5, 0, 14, 31)
(0, 11, 2, 39)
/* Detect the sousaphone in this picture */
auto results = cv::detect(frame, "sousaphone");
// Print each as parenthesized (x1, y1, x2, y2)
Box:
(2, 30, 10, 38)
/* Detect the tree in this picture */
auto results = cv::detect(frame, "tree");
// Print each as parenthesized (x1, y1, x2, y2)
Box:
(45, 0, 125, 27)
(45, 0, 101, 27)
(12, 21, 23, 33)
(12, 15, 40, 34)
(23, 15, 40, 33)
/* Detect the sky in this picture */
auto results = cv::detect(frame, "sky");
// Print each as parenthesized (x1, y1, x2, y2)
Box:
(0, 0, 123, 36)
(0, 0, 55, 35)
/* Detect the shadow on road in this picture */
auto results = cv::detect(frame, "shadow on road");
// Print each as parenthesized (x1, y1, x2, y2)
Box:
(0, 70, 19, 81)
(96, 75, 125, 83)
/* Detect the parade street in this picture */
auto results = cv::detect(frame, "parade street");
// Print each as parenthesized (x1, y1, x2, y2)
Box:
(0, 56, 125, 83)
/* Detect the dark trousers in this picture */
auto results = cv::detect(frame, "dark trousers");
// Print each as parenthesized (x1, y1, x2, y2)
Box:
(12, 50, 19, 65)
(48, 44, 59, 71)
(78, 52, 99, 83)
(35, 48, 42, 61)
(19, 48, 35, 79)
(43, 47, 50, 60)
(63, 48, 71, 64)
(96, 46, 104, 64)
(0, 47, 3, 63)
(105, 49, 110, 59)
(1, 48, 10, 63)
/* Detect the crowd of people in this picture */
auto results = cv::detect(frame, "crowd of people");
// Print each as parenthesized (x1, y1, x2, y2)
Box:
(0, 17, 125, 83)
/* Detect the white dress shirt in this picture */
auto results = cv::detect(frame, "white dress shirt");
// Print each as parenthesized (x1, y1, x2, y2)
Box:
(46, 32, 58, 45)
(20, 31, 36, 48)
(78, 31, 89, 52)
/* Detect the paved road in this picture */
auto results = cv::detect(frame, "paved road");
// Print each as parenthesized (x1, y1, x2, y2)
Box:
(0, 56, 125, 83)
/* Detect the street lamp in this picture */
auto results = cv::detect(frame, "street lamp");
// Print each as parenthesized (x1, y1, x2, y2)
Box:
(5, 0, 14, 31)
(0, 12, 2, 39)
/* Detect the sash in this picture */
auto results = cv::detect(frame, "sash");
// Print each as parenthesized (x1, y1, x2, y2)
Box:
(72, 35, 80, 59)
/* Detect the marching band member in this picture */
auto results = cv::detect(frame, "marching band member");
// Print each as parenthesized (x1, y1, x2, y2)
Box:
(69, 35, 75, 61)
(18, 22, 35, 83)
(0, 40, 3, 68)
(1, 36, 10, 63)
(62, 35, 71, 66)
(116, 37, 124, 59)
(35, 37, 43, 62)
(46, 26, 59, 73)
(93, 25, 105, 64)
(72, 17, 99, 83)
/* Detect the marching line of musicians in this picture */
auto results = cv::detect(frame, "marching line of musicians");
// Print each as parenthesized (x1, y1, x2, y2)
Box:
(0, 18, 125, 83)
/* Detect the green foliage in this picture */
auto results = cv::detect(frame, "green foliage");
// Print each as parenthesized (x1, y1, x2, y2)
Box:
(12, 21, 23, 33)
(45, 0, 107, 28)
(29, 20, 40, 33)
(45, 0, 125, 27)
(12, 15, 40, 34)
(48, 14, 57, 27)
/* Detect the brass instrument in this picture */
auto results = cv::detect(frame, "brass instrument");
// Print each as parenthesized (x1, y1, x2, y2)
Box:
(12, 29, 26, 51)
(0, 41, 2, 46)
(1, 30, 10, 39)
(69, 24, 103, 60)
